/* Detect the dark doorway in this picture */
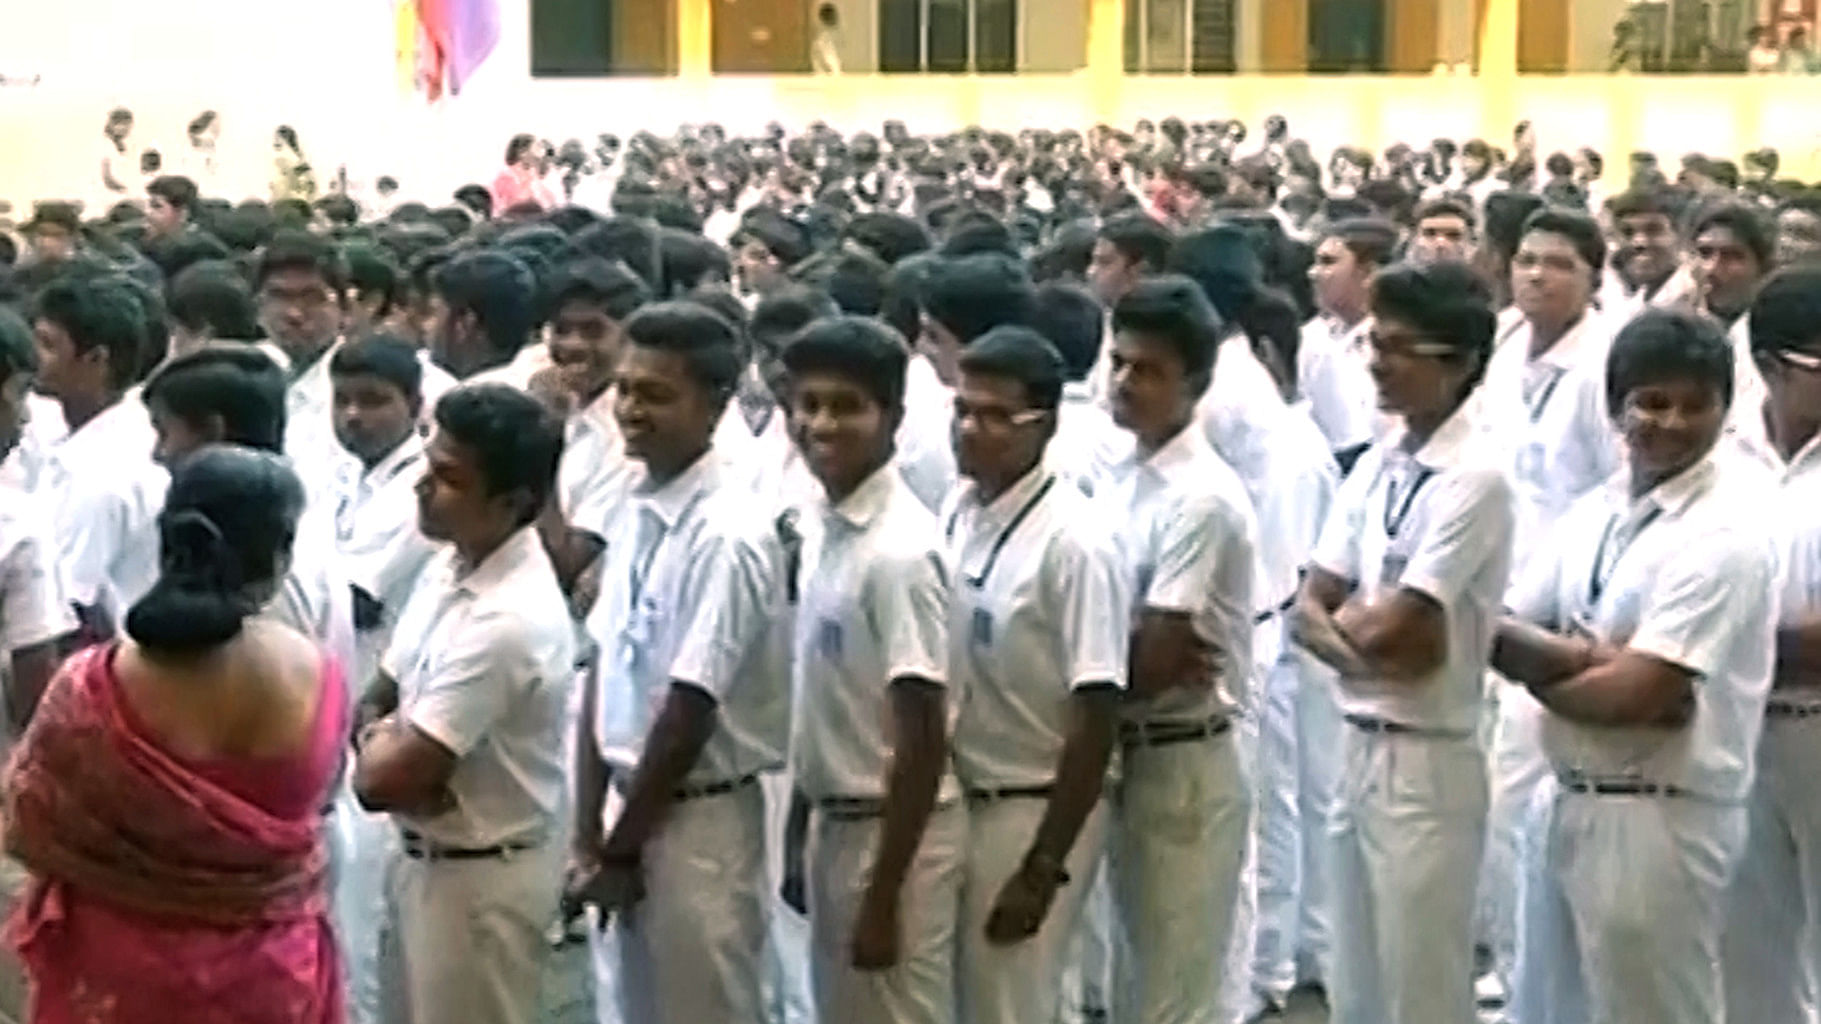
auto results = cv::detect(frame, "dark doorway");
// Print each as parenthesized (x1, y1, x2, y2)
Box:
(1308, 0, 1384, 72)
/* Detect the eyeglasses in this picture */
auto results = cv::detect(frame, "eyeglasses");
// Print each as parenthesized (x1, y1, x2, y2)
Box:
(1367, 330, 1459, 361)
(1753, 347, 1821, 374)
(952, 401, 1048, 431)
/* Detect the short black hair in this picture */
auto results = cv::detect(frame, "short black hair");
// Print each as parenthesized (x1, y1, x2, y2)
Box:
(782, 316, 909, 412)
(792, 248, 889, 317)
(433, 383, 563, 526)
(659, 228, 732, 297)
(143, 345, 289, 452)
(168, 261, 261, 340)
(315, 194, 360, 227)
(1604, 188, 1687, 224)
(453, 184, 494, 220)
(1030, 281, 1104, 383)
(1605, 308, 1734, 418)
(881, 252, 940, 344)
(621, 301, 745, 405)
(751, 286, 839, 354)
(1414, 197, 1477, 231)
(1368, 261, 1497, 390)
(0, 306, 36, 384)
(1691, 201, 1776, 269)
(921, 252, 1037, 344)
(344, 243, 401, 317)
(504, 133, 538, 166)
(1098, 212, 1174, 272)
(330, 334, 424, 405)
(958, 325, 1065, 410)
(255, 230, 349, 296)
(568, 217, 663, 291)
(548, 256, 651, 322)
(843, 212, 932, 265)
(1750, 264, 1821, 356)
(147, 175, 199, 213)
(1519, 208, 1608, 276)
(1323, 218, 1400, 267)
(1111, 275, 1223, 385)
(32, 274, 145, 389)
(433, 249, 538, 358)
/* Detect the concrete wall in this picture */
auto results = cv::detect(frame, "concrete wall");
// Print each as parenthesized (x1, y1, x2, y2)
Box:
(1570, 0, 1631, 71)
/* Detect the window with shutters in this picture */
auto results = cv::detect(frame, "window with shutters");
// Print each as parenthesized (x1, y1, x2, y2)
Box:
(879, 0, 1019, 71)
(1123, 0, 1235, 73)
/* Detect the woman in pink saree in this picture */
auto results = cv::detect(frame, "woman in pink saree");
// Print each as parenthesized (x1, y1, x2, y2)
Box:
(1, 446, 345, 1024)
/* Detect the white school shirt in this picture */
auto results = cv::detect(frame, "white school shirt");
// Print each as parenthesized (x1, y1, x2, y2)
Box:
(559, 387, 630, 538)
(1310, 402, 1517, 733)
(332, 434, 435, 680)
(586, 452, 790, 783)
(1199, 338, 1339, 618)
(417, 352, 458, 428)
(1297, 314, 1380, 453)
(1726, 313, 1770, 441)
(284, 342, 346, 507)
(791, 462, 956, 803)
(0, 395, 67, 493)
(43, 398, 166, 621)
(271, 500, 358, 681)
(1728, 418, 1821, 697)
(1051, 381, 1127, 499)
(384, 526, 576, 847)
(1474, 313, 1620, 561)
(0, 485, 75, 746)
(1508, 454, 1780, 802)
(1104, 422, 1258, 720)
(1596, 264, 1697, 324)
(897, 354, 958, 513)
(941, 465, 1128, 789)
(717, 397, 820, 517)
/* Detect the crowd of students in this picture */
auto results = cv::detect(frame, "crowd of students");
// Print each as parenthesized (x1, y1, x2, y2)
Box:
(0, 111, 1818, 1024)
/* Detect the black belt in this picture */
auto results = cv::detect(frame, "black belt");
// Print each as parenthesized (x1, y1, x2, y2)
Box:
(674, 772, 762, 802)
(1253, 593, 1297, 626)
(1343, 713, 1471, 740)
(1767, 701, 1821, 720)
(399, 830, 543, 861)
(965, 784, 1055, 804)
(1121, 715, 1232, 748)
(815, 795, 886, 821)
(1557, 774, 1690, 798)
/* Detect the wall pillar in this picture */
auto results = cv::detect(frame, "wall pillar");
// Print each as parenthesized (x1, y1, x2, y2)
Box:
(678, 0, 713, 78)
(1086, 0, 1124, 121)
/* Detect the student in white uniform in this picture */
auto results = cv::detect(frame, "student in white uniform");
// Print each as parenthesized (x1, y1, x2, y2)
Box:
(1029, 282, 1126, 498)
(1596, 189, 1694, 322)
(426, 249, 542, 386)
(259, 231, 353, 508)
(534, 257, 653, 598)
(1476, 208, 1620, 998)
(777, 318, 960, 1024)
(1722, 266, 1821, 1024)
(1495, 309, 1780, 1024)
(570, 303, 790, 1024)
(941, 326, 1128, 1024)
(354, 384, 575, 1024)
(1101, 276, 1258, 1024)
(1301, 218, 1396, 463)
(0, 309, 75, 731)
(29, 273, 165, 640)
(1689, 202, 1775, 427)
(324, 335, 434, 1024)
(1292, 260, 1515, 1024)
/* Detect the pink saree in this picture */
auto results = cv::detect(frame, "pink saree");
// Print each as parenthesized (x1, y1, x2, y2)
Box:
(0, 644, 346, 1024)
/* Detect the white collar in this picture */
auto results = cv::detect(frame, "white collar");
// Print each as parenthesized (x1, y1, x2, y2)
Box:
(631, 450, 721, 530)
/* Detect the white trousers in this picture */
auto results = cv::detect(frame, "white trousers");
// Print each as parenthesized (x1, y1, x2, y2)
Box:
(1327, 726, 1486, 1024)
(590, 782, 769, 1024)
(330, 783, 397, 1024)
(1512, 777, 1746, 1024)
(1723, 715, 1821, 1024)
(808, 800, 965, 1024)
(1478, 684, 1548, 983)
(1250, 642, 1341, 1001)
(1057, 859, 1115, 1024)
(958, 796, 1110, 1024)
(761, 771, 813, 1024)
(379, 842, 564, 1024)
(1111, 732, 1252, 1024)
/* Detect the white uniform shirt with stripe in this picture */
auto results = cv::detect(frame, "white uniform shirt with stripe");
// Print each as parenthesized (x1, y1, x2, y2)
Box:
(1310, 402, 1517, 733)
(384, 526, 576, 847)
(585, 451, 791, 784)
(1475, 312, 1620, 560)
(1104, 421, 1258, 720)
(1507, 454, 1781, 801)
(940, 464, 1129, 790)
(790, 462, 955, 803)
(43, 397, 166, 622)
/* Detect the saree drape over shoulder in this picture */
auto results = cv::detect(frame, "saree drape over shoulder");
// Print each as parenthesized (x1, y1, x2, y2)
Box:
(1, 644, 346, 1024)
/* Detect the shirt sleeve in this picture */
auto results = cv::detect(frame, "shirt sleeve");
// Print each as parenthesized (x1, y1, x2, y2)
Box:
(1053, 532, 1130, 691)
(0, 527, 76, 652)
(667, 527, 780, 700)
(404, 607, 536, 757)
(1628, 529, 1777, 680)
(1399, 466, 1517, 611)
(1145, 491, 1236, 614)
(1505, 528, 1566, 628)
(55, 484, 132, 609)
(1310, 452, 1373, 582)
(867, 545, 950, 687)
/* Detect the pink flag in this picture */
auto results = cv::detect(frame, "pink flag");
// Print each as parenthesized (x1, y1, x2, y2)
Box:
(417, 0, 499, 98)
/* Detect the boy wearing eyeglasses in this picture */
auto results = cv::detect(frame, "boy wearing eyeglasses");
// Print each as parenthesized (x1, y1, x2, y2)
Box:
(1292, 261, 1515, 1024)
(1494, 310, 1779, 1024)
(940, 326, 1127, 1024)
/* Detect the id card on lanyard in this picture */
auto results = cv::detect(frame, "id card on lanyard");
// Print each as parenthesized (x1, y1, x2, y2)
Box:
(1379, 462, 1436, 587)
(1574, 505, 1664, 631)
